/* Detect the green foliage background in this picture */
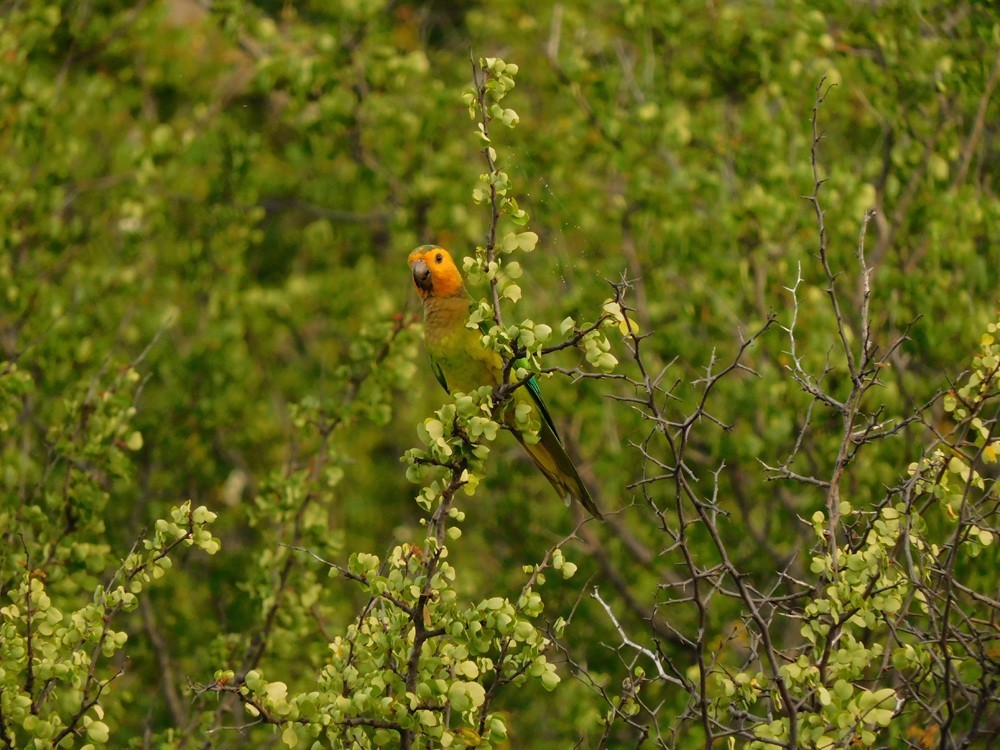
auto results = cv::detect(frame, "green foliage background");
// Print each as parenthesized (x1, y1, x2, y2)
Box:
(1, 0, 998, 747)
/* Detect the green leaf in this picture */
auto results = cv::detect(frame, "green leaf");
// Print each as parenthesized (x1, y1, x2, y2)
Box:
(516, 231, 538, 252)
(448, 682, 471, 712)
(540, 669, 560, 691)
(87, 721, 110, 744)
(502, 284, 522, 303)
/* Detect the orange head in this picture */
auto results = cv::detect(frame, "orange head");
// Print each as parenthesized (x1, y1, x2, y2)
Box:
(407, 245, 466, 299)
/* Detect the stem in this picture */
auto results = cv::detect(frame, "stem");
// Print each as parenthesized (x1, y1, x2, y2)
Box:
(470, 53, 504, 328)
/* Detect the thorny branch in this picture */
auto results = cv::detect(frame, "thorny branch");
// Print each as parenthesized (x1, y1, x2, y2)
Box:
(566, 76, 999, 750)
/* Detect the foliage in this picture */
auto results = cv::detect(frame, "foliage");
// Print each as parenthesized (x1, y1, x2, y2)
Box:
(1, 0, 997, 748)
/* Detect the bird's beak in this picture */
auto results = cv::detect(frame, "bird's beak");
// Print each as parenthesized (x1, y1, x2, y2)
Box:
(411, 258, 432, 292)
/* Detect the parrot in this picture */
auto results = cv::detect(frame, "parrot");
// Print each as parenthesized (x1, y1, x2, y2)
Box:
(407, 244, 603, 519)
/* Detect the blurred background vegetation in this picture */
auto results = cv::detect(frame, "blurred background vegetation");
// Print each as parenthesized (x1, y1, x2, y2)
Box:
(1, 0, 998, 747)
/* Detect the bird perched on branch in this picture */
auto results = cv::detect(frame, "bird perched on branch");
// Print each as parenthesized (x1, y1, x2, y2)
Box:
(407, 244, 602, 519)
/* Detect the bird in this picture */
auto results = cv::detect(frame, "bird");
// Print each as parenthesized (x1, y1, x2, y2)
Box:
(407, 244, 603, 519)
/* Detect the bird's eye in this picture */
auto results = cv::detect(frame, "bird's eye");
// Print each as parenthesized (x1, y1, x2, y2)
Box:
(435, 253, 443, 264)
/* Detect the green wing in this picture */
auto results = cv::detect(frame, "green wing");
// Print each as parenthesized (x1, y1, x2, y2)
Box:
(521, 368, 560, 440)
(429, 355, 449, 393)
(471, 319, 602, 518)
(472, 317, 559, 436)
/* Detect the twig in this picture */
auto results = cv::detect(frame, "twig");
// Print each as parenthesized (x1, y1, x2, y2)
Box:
(470, 53, 504, 327)
(592, 587, 686, 687)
